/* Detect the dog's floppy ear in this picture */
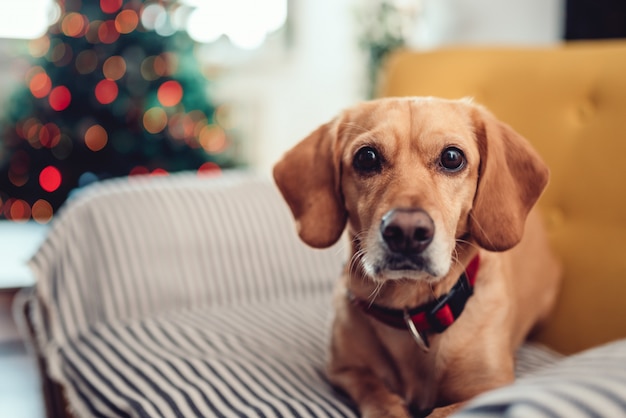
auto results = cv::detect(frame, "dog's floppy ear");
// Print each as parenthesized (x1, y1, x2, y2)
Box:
(470, 107, 550, 251)
(273, 121, 347, 248)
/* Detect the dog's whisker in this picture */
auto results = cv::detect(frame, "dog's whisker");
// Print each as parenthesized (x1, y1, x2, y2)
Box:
(367, 281, 384, 307)
(455, 237, 480, 252)
(467, 213, 496, 250)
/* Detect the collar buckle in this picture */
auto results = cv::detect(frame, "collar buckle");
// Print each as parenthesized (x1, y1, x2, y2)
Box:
(403, 307, 430, 352)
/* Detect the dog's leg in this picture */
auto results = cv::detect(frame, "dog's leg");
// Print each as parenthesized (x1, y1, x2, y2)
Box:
(329, 367, 411, 418)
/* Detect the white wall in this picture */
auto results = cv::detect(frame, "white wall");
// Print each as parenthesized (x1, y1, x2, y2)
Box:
(210, 0, 565, 176)
(412, 0, 564, 49)
(210, 0, 367, 176)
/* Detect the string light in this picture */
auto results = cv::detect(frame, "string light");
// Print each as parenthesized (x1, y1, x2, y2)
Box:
(103, 56, 126, 80)
(157, 80, 183, 107)
(28, 36, 51, 58)
(198, 124, 227, 154)
(84, 124, 109, 151)
(32, 199, 53, 224)
(29, 72, 52, 98)
(98, 20, 120, 44)
(115, 9, 139, 34)
(62, 13, 88, 38)
(143, 107, 168, 133)
(129, 166, 149, 176)
(95, 79, 119, 104)
(197, 162, 221, 176)
(39, 166, 62, 192)
(9, 199, 31, 222)
(39, 123, 61, 148)
(2, 0, 239, 222)
(48, 86, 72, 111)
(100, 0, 123, 14)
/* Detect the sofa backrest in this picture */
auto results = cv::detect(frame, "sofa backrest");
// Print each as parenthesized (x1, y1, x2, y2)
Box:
(379, 40, 626, 354)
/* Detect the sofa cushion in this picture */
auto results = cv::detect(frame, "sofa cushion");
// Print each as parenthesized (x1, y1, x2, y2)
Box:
(48, 293, 561, 418)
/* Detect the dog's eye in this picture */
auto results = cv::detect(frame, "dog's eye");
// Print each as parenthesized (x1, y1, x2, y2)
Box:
(439, 147, 466, 172)
(353, 146, 382, 173)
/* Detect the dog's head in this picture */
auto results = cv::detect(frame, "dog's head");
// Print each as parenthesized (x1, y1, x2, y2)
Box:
(273, 97, 549, 282)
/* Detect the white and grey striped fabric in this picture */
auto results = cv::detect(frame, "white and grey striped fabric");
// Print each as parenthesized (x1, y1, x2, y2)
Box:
(26, 171, 592, 418)
(454, 338, 626, 418)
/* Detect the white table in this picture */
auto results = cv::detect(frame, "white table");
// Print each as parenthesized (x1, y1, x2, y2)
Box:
(0, 221, 48, 289)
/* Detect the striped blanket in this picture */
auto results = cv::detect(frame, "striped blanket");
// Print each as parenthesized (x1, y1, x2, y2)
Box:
(26, 171, 626, 417)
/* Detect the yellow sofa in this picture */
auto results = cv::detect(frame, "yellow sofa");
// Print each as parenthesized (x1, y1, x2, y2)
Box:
(379, 40, 626, 355)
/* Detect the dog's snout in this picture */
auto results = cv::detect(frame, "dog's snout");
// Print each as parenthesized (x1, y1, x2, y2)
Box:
(380, 209, 435, 255)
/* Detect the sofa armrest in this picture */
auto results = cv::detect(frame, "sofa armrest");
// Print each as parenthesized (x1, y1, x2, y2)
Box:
(28, 171, 345, 347)
(454, 338, 626, 417)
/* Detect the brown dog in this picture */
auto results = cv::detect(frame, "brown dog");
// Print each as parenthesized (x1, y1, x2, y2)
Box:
(273, 97, 561, 417)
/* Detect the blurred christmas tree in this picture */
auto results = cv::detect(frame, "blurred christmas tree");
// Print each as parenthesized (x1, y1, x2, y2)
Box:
(0, 0, 236, 222)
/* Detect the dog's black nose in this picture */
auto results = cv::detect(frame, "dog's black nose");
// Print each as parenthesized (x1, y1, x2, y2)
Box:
(380, 209, 434, 254)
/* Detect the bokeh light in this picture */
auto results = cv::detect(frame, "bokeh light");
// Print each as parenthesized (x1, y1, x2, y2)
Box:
(115, 9, 139, 34)
(39, 123, 61, 148)
(98, 20, 120, 44)
(101, 0, 123, 14)
(150, 168, 169, 176)
(141, 3, 166, 30)
(103, 55, 126, 80)
(86, 20, 102, 43)
(28, 36, 50, 58)
(95, 79, 119, 104)
(168, 112, 195, 141)
(186, 0, 287, 49)
(75, 49, 99, 74)
(62, 12, 88, 38)
(78, 172, 99, 187)
(29, 72, 52, 98)
(32, 199, 53, 224)
(143, 107, 168, 133)
(50, 42, 73, 67)
(9, 199, 31, 222)
(197, 162, 222, 176)
(157, 80, 183, 107)
(154, 52, 177, 76)
(49, 86, 72, 111)
(8, 170, 28, 187)
(84, 124, 108, 151)
(129, 166, 149, 176)
(39, 166, 62, 192)
(199, 124, 227, 154)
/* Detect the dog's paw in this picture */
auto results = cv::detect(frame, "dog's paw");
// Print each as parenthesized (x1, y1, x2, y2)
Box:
(360, 396, 412, 418)
(426, 402, 465, 417)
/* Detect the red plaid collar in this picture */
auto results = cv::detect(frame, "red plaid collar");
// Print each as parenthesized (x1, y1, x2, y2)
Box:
(348, 255, 480, 351)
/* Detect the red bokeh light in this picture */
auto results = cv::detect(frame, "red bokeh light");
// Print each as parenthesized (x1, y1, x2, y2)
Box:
(157, 80, 183, 107)
(39, 166, 62, 192)
(100, 0, 123, 14)
(49, 86, 72, 111)
(197, 162, 222, 177)
(95, 79, 119, 104)
(8, 199, 31, 222)
(39, 123, 61, 148)
(129, 166, 150, 176)
(98, 20, 120, 44)
(150, 168, 169, 176)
